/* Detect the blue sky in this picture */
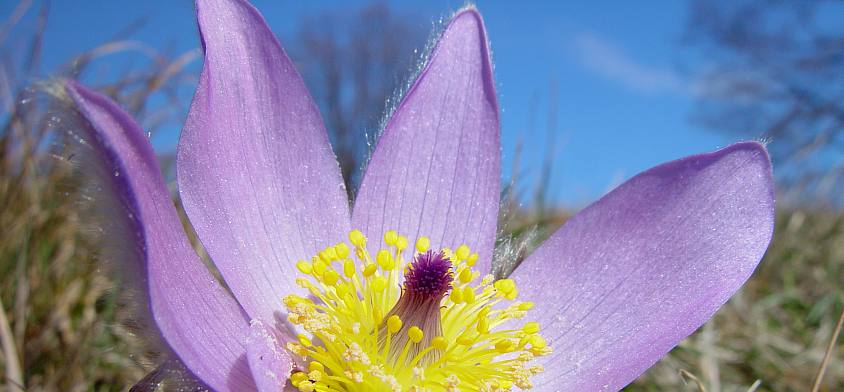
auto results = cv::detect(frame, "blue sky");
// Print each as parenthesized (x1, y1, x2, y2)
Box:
(4, 0, 735, 207)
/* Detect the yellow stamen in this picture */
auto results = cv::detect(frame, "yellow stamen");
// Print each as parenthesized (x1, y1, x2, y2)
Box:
(284, 230, 550, 391)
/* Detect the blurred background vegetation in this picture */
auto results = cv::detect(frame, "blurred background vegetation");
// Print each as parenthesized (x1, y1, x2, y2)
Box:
(1, 0, 841, 391)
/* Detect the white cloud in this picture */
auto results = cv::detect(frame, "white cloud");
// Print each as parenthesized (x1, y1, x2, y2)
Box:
(570, 32, 703, 97)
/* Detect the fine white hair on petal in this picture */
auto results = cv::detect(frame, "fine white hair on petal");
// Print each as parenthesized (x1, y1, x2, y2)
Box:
(45, 82, 153, 322)
(360, 3, 494, 180)
(493, 191, 542, 279)
(493, 224, 539, 279)
(41, 81, 188, 384)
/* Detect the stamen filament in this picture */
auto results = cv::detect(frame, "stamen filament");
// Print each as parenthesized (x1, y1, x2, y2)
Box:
(283, 230, 550, 391)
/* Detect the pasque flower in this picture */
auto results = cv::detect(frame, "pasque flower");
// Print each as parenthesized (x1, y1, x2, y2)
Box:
(64, 0, 774, 390)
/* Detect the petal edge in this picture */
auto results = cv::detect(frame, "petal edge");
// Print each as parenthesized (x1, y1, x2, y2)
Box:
(178, 0, 352, 322)
(513, 142, 774, 391)
(66, 81, 255, 391)
(353, 8, 501, 273)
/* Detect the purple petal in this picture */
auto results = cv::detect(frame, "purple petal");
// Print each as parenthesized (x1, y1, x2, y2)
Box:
(352, 8, 500, 273)
(511, 142, 774, 391)
(247, 320, 294, 392)
(178, 0, 351, 322)
(66, 81, 255, 391)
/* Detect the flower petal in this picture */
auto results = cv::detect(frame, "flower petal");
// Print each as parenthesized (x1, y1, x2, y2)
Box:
(178, 0, 351, 322)
(352, 8, 500, 273)
(247, 320, 294, 392)
(511, 142, 775, 391)
(66, 81, 255, 391)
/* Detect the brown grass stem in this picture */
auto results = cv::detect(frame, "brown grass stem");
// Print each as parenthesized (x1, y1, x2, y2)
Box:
(0, 296, 23, 391)
(812, 305, 844, 392)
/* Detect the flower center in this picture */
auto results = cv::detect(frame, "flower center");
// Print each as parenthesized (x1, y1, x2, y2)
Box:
(378, 250, 452, 368)
(284, 230, 550, 391)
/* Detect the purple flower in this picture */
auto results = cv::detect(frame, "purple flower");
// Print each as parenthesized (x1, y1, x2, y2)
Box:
(65, 0, 774, 391)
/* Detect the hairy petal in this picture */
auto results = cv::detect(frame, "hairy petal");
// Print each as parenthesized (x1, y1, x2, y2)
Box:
(178, 0, 351, 322)
(67, 82, 255, 391)
(247, 320, 294, 392)
(512, 142, 775, 391)
(129, 356, 207, 392)
(353, 8, 500, 273)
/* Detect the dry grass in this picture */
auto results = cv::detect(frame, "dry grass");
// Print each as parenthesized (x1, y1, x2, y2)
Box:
(0, 93, 150, 391)
(0, 3, 198, 389)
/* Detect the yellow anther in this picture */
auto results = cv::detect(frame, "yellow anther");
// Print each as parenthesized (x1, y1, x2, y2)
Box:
(431, 336, 447, 350)
(518, 352, 534, 362)
(530, 335, 547, 349)
(363, 263, 377, 277)
(290, 371, 308, 386)
(322, 269, 340, 286)
(523, 322, 540, 334)
(335, 283, 351, 298)
(450, 287, 464, 303)
(287, 342, 307, 356)
(494, 278, 516, 294)
(530, 364, 545, 374)
(518, 301, 535, 311)
(495, 340, 513, 352)
(455, 244, 470, 261)
(499, 380, 513, 389)
(325, 246, 338, 261)
(295, 277, 310, 288)
(387, 315, 403, 334)
(384, 230, 398, 246)
(307, 370, 322, 382)
(408, 326, 424, 343)
(343, 259, 356, 278)
(327, 246, 339, 260)
(308, 361, 325, 373)
(477, 317, 489, 334)
(377, 249, 395, 270)
(457, 332, 475, 346)
(349, 230, 366, 247)
(298, 381, 315, 392)
(396, 236, 409, 251)
(518, 335, 531, 348)
(345, 369, 364, 383)
(415, 236, 430, 253)
(298, 334, 312, 347)
(463, 286, 476, 303)
(467, 252, 479, 266)
(296, 260, 313, 274)
(282, 295, 307, 307)
(372, 276, 387, 292)
(335, 243, 350, 259)
(312, 259, 328, 276)
(318, 250, 331, 263)
(506, 287, 519, 300)
(458, 268, 472, 283)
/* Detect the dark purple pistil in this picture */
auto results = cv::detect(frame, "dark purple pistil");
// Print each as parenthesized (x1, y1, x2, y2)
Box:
(404, 250, 453, 299)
